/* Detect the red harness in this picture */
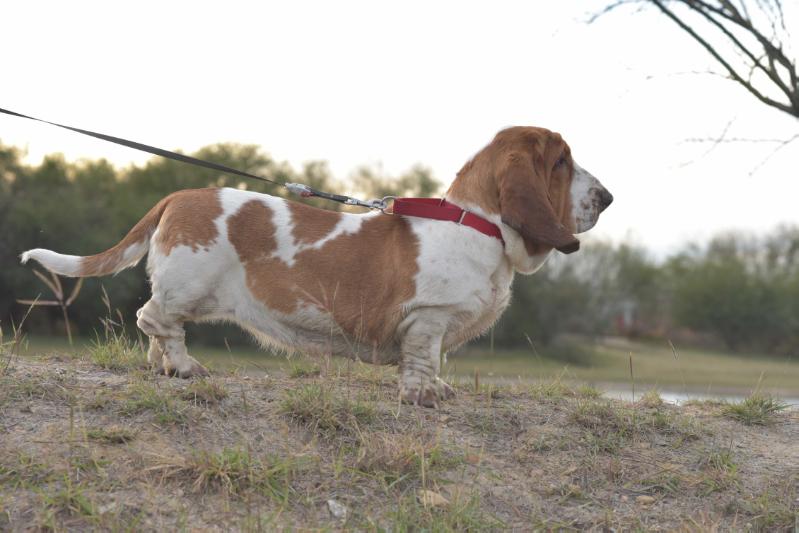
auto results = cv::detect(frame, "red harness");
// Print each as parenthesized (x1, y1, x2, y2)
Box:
(392, 198, 504, 245)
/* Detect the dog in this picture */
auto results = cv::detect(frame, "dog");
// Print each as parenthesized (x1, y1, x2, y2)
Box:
(21, 126, 612, 407)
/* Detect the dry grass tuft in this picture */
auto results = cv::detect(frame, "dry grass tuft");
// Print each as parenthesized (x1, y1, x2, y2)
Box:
(86, 426, 136, 445)
(722, 393, 788, 425)
(147, 447, 300, 501)
(119, 382, 189, 425)
(180, 378, 228, 406)
(280, 383, 376, 435)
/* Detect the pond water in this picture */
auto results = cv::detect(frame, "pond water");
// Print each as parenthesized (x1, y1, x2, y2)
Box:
(603, 387, 799, 408)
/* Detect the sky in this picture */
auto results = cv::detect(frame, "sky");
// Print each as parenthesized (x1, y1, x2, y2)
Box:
(2, 0, 798, 256)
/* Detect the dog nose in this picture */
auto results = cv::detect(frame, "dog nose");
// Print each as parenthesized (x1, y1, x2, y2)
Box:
(598, 189, 613, 210)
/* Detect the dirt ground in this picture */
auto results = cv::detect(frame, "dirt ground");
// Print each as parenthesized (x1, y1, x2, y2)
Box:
(1, 354, 797, 532)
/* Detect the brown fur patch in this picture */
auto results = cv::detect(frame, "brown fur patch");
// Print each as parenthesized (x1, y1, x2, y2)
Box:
(156, 189, 223, 255)
(228, 199, 419, 347)
(445, 126, 578, 254)
(288, 201, 342, 244)
(79, 196, 171, 276)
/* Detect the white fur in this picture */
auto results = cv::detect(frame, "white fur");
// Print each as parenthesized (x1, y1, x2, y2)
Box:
(20, 249, 83, 276)
(571, 161, 605, 234)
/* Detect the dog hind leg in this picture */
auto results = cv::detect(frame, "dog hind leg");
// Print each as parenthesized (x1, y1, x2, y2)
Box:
(136, 300, 209, 378)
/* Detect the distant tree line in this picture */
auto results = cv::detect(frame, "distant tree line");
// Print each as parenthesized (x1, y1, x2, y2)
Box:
(1, 142, 797, 358)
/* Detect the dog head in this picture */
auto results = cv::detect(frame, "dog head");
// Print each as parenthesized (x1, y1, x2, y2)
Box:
(448, 126, 613, 273)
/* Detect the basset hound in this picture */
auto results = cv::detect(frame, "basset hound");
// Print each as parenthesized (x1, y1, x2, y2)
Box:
(22, 126, 612, 407)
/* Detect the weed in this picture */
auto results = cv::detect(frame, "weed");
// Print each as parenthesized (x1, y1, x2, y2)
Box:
(0, 453, 52, 488)
(84, 389, 115, 411)
(464, 406, 521, 434)
(38, 475, 97, 524)
(280, 384, 375, 435)
(87, 331, 145, 373)
(388, 490, 505, 531)
(119, 382, 188, 425)
(515, 428, 570, 455)
(86, 426, 136, 444)
(151, 448, 300, 501)
(353, 433, 462, 488)
(181, 378, 228, 406)
(287, 359, 321, 378)
(640, 469, 685, 495)
(722, 393, 787, 425)
(0, 373, 75, 406)
(735, 484, 798, 531)
(698, 447, 739, 494)
(638, 389, 664, 408)
(530, 377, 601, 402)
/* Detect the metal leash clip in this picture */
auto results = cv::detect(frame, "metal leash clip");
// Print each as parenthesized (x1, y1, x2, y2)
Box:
(286, 183, 395, 212)
(285, 183, 316, 198)
(347, 196, 395, 211)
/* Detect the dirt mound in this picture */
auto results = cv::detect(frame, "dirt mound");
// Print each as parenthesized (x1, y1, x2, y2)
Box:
(1, 356, 797, 531)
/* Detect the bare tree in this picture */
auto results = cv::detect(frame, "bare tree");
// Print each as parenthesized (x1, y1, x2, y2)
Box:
(595, 1, 798, 120)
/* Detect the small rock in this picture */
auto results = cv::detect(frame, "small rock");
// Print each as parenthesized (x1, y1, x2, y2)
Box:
(636, 495, 655, 505)
(327, 499, 348, 520)
(97, 502, 117, 514)
(418, 489, 449, 508)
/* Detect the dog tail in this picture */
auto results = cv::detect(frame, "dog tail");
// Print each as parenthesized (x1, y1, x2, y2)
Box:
(20, 196, 170, 278)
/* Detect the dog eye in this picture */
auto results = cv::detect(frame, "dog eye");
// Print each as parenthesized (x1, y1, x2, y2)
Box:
(554, 156, 567, 169)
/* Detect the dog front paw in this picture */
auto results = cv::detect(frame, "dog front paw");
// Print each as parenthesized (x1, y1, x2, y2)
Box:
(163, 356, 210, 379)
(400, 378, 453, 408)
(436, 377, 456, 399)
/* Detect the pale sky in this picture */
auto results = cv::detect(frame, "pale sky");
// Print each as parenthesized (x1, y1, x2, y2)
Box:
(3, 0, 798, 255)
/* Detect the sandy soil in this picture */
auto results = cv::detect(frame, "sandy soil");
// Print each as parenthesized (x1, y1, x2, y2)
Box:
(1, 355, 797, 531)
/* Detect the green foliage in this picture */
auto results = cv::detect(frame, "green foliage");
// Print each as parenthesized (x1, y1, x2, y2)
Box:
(669, 232, 799, 353)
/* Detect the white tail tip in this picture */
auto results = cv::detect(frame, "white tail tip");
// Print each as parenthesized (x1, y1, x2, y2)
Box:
(19, 248, 83, 277)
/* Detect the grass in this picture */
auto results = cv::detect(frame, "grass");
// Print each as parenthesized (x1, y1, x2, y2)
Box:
(288, 359, 321, 378)
(0, 372, 76, 407)
(87, 330, 146, 373)
(119, 382, 189, 425)
(1, 349, 795, 531)
(735, 483, 799, 531)
(698, 447, 739, 495)
(21, 334, 799, 394)
(722, 393, 788, 425)
(529, 375, 602, 401)
(280, 383, 376, 435)
(180, 378, 228, 406)
(388, 490, 505, 531)
(569, 397, 704, 454)
(352, 433, 462, 488)
(161, 448, 300, 501)
(38, 475, 97, 522)
(86, 426, 136, 444)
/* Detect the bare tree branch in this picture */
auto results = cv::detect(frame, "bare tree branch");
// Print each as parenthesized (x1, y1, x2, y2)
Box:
(594, 0, 799, 119)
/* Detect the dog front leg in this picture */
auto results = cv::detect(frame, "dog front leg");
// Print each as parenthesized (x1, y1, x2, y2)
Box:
(399, 316, 453, 408)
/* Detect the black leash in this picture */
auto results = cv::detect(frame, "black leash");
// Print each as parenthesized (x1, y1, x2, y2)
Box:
(0, 107, 389, 210)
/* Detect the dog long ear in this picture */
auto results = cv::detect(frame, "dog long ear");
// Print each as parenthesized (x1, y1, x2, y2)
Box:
(499, 153, 580, 254)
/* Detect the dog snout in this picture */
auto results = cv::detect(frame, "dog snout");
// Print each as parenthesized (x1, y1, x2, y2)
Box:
(597, 188, 613, 210)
